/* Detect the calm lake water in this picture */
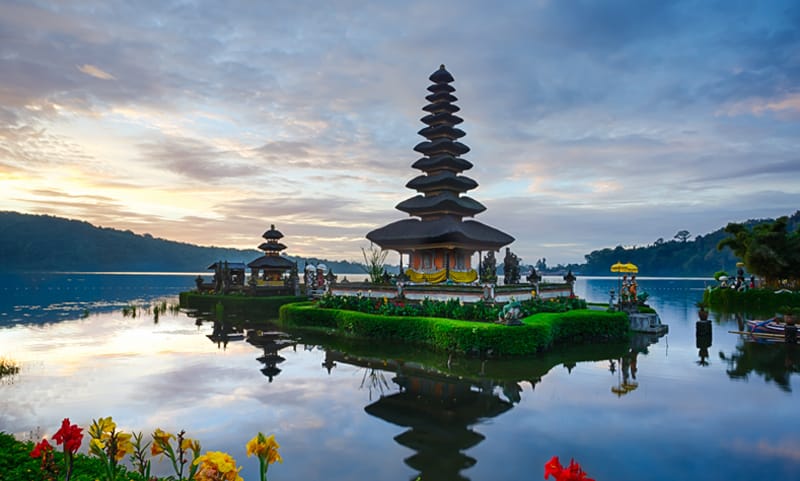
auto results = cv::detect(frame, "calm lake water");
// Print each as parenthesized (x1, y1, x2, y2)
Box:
(1, 273, 798, 481)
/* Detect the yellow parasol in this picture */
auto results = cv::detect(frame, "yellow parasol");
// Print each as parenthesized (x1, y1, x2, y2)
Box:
(623, 263, 638, 274)
(610, 262, 627, 273)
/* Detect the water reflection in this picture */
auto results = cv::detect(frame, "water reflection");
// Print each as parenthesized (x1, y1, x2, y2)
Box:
(0, 273, 194, 325)
(315, 333, 664, 481)
(186, 310, 668, 481)
(247, 329, 297, 382)
(207, 318, 245, 350)
(366, 374, 509, 481)
(196, 315, 299, 382)
(720, 342, 800, 392)
(329, 349, 512, 481)
(4, 276, 800, 480)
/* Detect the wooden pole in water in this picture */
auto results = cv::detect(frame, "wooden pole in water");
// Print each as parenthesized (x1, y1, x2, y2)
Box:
(786, 324, 798, 344)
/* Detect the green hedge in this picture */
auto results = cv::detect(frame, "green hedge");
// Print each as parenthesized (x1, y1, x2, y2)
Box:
(279, 302, 629, 356)
(179, 292, 306, 318)
(704, 288, 800, 313)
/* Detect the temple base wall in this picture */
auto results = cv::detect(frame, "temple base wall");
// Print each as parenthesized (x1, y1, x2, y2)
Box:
(328, 283, 572, 303)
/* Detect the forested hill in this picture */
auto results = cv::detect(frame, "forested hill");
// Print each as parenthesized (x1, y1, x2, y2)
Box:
(0, 212, 365, 273)
(577, 211, 800, 276)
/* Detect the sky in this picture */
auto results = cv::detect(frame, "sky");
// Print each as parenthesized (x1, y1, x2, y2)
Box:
(1, 0, 799, 266)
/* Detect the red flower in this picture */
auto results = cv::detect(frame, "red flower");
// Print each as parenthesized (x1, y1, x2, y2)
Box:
(30, 439, 54, 458)
(53, 417, 83, 454)
(565, 458, 594, 481)
(544, 456, 595, 481)
(544, 456, 563, 479)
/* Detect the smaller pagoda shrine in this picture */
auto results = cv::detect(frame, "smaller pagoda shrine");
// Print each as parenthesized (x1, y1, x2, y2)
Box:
(367, 65, 514, 284)
(247, 224, 296, 286)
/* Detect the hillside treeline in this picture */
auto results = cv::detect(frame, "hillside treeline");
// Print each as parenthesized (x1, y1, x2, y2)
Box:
(0, 212, 363, 273)
(577, 211, 800, 276)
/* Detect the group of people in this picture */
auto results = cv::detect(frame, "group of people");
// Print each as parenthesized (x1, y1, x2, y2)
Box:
(620, 274, 638, 304)
(719, 267, 756, 291)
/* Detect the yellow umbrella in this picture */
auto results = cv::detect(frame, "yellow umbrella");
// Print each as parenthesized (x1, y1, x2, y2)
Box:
(610, 262, 626, 273)
(623, 263, 638, 274)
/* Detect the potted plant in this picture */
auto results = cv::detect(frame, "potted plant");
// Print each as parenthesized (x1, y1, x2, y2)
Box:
(777, 305, 791, 323)
(785, 307, 799, 325)
(696, 301, 709, 321)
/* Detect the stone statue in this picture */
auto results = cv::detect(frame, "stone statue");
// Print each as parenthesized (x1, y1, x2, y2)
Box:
(503, 247, 520, 285)
(316, 264, 327, 289)
(563, 269, 577, 297)
(305, 264, 316, 289)
(325, 268, 337, 287)
(498, 300, 523, 325)
(527, 266, 541, 284)
(481, 251, 497, 283)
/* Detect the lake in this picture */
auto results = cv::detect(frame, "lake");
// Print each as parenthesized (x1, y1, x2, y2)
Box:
(1, 273, 798, 481)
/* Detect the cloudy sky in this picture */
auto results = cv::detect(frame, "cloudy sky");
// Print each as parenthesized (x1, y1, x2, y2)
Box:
(1, 0, 798, 265)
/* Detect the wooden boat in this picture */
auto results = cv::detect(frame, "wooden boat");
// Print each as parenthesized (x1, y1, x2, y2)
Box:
(746, 318, 796, 335)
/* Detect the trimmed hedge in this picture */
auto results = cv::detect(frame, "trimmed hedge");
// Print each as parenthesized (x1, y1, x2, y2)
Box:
(704, 288, 800, 313)
(278, 302, 629, 356)
(179, 292, 306, 318)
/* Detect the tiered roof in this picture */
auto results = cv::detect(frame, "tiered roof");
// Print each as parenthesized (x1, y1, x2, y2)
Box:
(248, 224, 295, 269)
(366, 65, 514, 251)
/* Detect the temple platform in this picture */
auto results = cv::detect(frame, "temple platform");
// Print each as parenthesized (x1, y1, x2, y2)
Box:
(329, 282, 572, 303)
(627, 312, 669, 334)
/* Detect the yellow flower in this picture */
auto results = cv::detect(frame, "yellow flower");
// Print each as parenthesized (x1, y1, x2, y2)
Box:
(152, 428, 174, 444)
(90, 438, 105, 452)
(151, 428, 175, 456)
(194, 451, 243, 481)
(264, 434, 282, 465)
(246, 432, 282, 464)
(115, 432, 135, 461)
(181, 437, 201, 453)
(245, 434, 263, 457)
(90, 416, 116, 439)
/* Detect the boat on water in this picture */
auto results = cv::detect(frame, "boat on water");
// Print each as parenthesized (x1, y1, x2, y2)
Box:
(746, 318, 796, 335)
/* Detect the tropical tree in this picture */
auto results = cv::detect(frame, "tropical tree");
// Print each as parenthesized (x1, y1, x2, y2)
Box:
(718, 216, 800, 287)
(674, 230, 691, 243)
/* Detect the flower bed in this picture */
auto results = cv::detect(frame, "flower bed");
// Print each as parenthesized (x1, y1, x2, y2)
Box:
(2, 417, 281, 481)
(317, 294, 587, 322)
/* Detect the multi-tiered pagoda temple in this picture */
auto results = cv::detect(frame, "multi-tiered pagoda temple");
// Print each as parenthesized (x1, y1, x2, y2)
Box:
(367, 65, 514, 284)
(247, 224, 295, 285)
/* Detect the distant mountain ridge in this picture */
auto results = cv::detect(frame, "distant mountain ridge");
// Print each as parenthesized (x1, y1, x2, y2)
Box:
(3, 210, 798, 277)
(0, 211, 365, 273)
(569, 211, 800, 277)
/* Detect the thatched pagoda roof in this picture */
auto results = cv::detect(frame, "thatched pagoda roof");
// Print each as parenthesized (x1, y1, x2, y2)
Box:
(247, 255, 295, 270)
(367, 216, 513, 252)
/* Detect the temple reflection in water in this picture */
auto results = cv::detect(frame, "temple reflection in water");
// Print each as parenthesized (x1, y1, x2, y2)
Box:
(192, 315, 672, 480)
(328, 350, 512, 481)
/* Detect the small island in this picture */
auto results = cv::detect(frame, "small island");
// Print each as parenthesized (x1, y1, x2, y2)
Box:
(182, 65, 661, 355)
